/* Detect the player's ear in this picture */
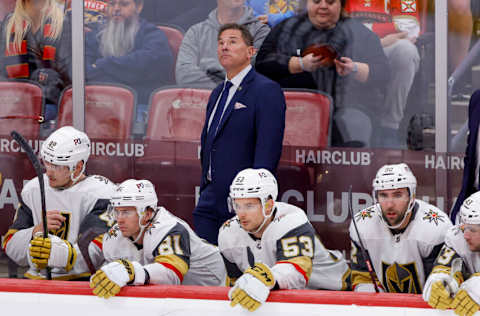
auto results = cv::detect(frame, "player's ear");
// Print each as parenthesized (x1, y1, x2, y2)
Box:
(265, 199, 274, 215)
(73, 160, 84, 175)
(142, 207, 154, 224)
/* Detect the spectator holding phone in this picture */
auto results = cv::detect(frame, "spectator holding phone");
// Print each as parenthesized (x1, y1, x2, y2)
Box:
(345, 0, 420, 149)
(255, 0, 389, 147)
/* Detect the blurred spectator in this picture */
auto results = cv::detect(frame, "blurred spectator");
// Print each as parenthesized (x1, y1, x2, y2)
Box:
(141, 0, 217, 31)
(256, 0, 389, 147)
(0, 1, 16, 23)
(448, 0, 472, 75)
(85, 0, 173, 123)
(0, 0, 71, 121)
(176, 0, 270, 88)
(246, 0, 301, 27)
(345, 0, 420, 148)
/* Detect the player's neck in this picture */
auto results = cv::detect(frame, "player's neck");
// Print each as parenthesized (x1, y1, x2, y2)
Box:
(65, 174, 86, 189)
(131, 230, 146, 245)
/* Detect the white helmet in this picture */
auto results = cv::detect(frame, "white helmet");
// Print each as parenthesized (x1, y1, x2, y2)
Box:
(110, 179, 158, 242)
(41, 126, 91, 183)
(229, 168, 277, 233)
(460, 192, 480, 225)
(372, 163, 417, 229)
(111, 179, 158, 217)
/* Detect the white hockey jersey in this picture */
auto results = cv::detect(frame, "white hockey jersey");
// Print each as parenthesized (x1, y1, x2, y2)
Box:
(2, 174, 117, 280)
(350, 199, 452, 293)
(428, 225, 480, 302)
(434, 225, 480, 276)
(218, 202, 350, 290)
(102, 207, 225, 286)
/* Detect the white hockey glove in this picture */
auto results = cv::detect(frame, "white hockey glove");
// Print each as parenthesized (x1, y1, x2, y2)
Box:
(29, 234, 77, 271)
(423, 272, 459, 309)
(228, 263, 275, 312)
(451, 274, 480, 316)
(90, 259, 146, 299)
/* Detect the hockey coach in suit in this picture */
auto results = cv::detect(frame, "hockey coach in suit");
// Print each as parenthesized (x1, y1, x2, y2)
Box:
(451, 90, 480, 223)
(194, 23, 286, 245)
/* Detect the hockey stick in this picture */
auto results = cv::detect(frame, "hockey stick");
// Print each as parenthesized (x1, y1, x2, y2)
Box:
(10, 130, 52, 280)
(348, 185, 379, 293)
(0, 115, 44, 123)
(78, 226, 108, 275)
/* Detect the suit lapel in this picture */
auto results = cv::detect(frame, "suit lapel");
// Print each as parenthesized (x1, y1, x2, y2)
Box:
(215, 69, 255, 138)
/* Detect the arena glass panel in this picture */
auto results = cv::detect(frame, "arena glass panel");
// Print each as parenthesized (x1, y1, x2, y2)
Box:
(0, 1, 469, 277)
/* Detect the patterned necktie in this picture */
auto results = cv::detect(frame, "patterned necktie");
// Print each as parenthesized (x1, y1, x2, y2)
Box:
(208, 81, 233, 139)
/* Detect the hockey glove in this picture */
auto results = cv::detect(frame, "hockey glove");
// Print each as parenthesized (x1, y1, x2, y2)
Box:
(90, 259, 146, 299)
(29, 234, 77, 271)
(452, 290, 479, 316)
(229, 263, 275, 312)
(423, 272, 459, 309)
(452, 274, 480, 316)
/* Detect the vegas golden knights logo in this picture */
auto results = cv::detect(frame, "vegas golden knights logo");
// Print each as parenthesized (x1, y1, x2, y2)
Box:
(382, 262, 422, 294)
(50, 212, 71, 239)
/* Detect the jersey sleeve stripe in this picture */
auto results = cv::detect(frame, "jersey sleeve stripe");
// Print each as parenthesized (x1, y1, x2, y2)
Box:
(277, 256, 312, 283)
(155, 255, 189, 282)
(157, 262, 184, 283)
(1, 229, 18, 251)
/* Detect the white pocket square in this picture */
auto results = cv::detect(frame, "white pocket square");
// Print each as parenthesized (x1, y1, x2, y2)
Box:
(234, 102, 247, 110)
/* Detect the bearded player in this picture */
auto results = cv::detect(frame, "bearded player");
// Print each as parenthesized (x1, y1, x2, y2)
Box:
(350, 163, 452, 293)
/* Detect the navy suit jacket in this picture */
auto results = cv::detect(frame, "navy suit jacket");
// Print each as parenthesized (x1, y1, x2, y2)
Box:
(200, 68, 286, 200)
(451, 90, 480, 223)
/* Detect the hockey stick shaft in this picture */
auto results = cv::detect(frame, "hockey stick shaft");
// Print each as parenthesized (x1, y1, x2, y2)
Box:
(11, 130, 51, 280)
(0, 115, 44, 123)
(348, 185, 379, 293)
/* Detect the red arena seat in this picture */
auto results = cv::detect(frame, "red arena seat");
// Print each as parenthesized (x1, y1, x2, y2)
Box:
(57, 84, 136, 139)
(278, 89, 333, 205)
(57, 84, 136, 182)
(0, 81, 44, 138)
(146, 87, 210, 141)
(135, 87, 211, 225)
(283, 89, 332, 147)
(157, 25, 184, 67)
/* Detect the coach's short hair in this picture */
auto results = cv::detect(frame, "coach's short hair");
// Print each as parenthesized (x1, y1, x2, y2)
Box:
(218, 23, 254, 47)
